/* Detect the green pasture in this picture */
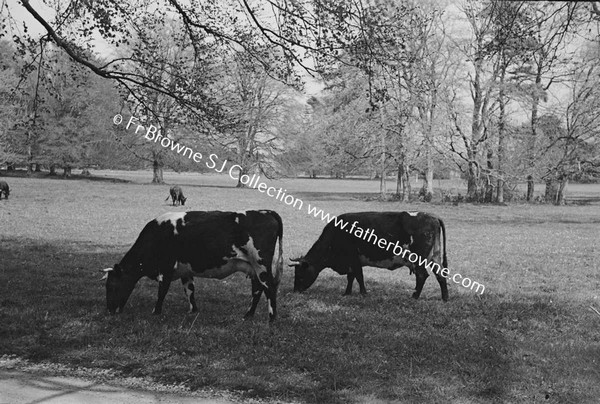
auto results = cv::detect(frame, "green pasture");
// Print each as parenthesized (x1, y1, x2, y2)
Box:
(0, 171, 599, 403)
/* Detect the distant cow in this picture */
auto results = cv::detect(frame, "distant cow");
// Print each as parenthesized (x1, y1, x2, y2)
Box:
(100, 210, 284, 321)
(165, 185, 187, 206)
(0, 181, 9, 199)
(290, 211, 448, 301)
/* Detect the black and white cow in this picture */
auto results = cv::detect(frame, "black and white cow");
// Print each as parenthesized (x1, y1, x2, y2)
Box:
(101, 210, 284, 321)
(165, 185, 187, 206)
(290, 211, 448, 301)
(0, 180, 9, 200)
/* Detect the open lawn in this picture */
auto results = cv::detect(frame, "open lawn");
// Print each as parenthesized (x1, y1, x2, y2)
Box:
(1, 171, 600, 403)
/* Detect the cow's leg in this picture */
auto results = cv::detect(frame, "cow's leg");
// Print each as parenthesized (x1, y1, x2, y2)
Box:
(244, 277, 263, 319)
(412, 266, 429, 299)
(153, 274, 173, 314)
(265, 283, 277, 323)
(345, 254, 367, 295)
(181, 277, 198, 313)
(432, 269, 449, 301)
(344, 273, 355, 295)
(354, 266, 367, 295)
(258, 272, 277, 323)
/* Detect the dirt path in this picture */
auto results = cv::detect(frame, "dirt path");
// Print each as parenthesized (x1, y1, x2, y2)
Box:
(0, 369, 236, 404)
(0, 357, 285, 404)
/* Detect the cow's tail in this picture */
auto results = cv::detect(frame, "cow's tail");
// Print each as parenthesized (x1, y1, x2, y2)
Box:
(165, 194, 171, 202)
(439, 218, 448, 269)
(269, 210, 284, 288)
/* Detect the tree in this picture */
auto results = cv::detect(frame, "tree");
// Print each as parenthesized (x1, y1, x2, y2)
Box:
(33, 44, 120, 176)
(541, 59, 600, 204)
(0, 41, 21, 167)
(514, 2, 579, 201)
(211, 53, 296, 186)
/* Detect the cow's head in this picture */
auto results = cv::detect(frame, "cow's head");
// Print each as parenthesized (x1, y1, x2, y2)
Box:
(180, 196, 187, 206)
(289, 257, 319, 292)
(100, 264, 139, 314)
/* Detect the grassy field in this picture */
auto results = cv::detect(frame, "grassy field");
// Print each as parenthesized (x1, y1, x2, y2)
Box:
(1, 171, 600, 403)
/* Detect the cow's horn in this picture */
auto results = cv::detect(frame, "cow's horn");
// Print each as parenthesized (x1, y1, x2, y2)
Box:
(100, 273, 109, 281)
(99, 267, 114, 273)
(289, 257, 302, 262)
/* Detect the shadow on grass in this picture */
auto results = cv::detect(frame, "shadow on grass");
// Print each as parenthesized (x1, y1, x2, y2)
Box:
(1, 237, 598, 403)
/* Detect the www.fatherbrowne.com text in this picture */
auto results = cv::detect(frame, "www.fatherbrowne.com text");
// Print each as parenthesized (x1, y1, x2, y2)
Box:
(113, 113, 485, 294)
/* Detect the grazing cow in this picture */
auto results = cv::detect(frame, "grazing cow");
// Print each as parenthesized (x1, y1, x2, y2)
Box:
(165, 185, 187, 206)
(100, 210, 283, 321)
(0, 180, 9, 199)
(290, 211, 448, 301)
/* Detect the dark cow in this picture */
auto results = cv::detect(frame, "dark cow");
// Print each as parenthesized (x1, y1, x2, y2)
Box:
(291, 211, 448, 301)
(100, 210, 283, 321)
(0, 180, 9, 200)
(165, 185, 187, 206)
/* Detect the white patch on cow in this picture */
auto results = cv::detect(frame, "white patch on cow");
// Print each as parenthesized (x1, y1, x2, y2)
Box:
(182, 279, 195, 312)
(164, 237, 268, 285)
(359, 255, 410, 270)
(195, 260, 253, 279)
(407, 211, 419, 216)
(234, 217, 239, 224)
(156, 212, 186, 235)
(157, 274, 163, 282)
(268, 299, 273, 315)
(410, 235, 414, 245)
(241, 236, 269, 288)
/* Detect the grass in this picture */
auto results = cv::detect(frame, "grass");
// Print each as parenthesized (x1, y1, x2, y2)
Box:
(1, 171, 600, 403)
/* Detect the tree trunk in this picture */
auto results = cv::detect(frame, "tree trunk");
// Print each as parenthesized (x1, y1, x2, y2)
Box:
(379, 134, 386, 197)
(26, 129, 33, 177)
(236, 166, 247, 188)
(49, 164, 56, 176)
(466, 160, 480, 202)
(424, 157, 433, 196)
(545, 177, 567, 205)
(420, 104, 435, 196)
(152, 158, 164, 184)
(403, 165, 410, 203)
(63, 166, 72, 178)
(484, 150, 494, 203)
(396, 165, 402, 196)
(527, 67, 543, 201)
(35, 163, 41, 172)
(496, 67, 507, 203)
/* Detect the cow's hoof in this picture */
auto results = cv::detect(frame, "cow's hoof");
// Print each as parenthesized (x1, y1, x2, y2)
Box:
(152, 308, 162, 315)
(343, 292, 351, 296)
(360, 290, 368, 296)
(412, 292, 420, 299)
